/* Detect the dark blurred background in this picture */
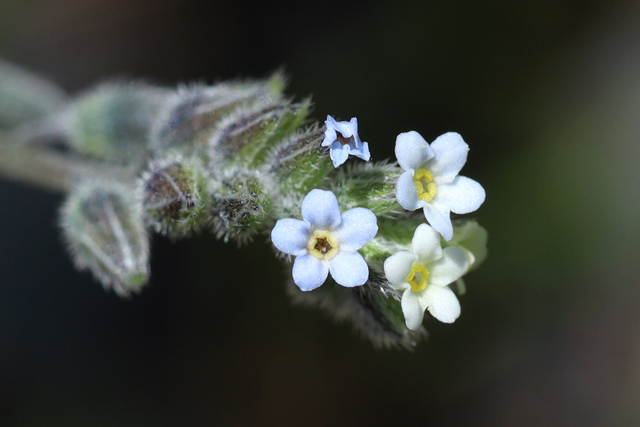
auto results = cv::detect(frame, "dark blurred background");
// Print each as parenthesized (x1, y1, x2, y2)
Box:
(1, 1, 640, 426)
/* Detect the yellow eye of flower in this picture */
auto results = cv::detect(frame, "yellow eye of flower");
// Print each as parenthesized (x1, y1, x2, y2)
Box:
(406, 263, 429, 292)
(413, 169, 437, 202)
(307, 230, 339, 260)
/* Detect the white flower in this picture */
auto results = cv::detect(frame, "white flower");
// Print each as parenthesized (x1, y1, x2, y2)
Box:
(394, 131, 485, 241)
(322, 115, 371, 168)
(384, 223, 468, 329)
(271, 189, 378, 291)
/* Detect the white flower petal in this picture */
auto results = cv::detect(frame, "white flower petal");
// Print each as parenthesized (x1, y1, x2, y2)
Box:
(383, 251, 417, 288)
(395, 131, 434, 171)
(335, 208, 378, 251)
(329, 250, 369, 287)
(292, 254, 329, 291)
(301, 189, 342, 229)
(428, 132, 468, 183)
(329, 141, 350, 167)
(436, 176, 486, 214)
(271, 218, 310, 256)
(395, 170, 421, 211)
(419, 284, 460, 323)
(422, 202, 453, 241)
(411, 223, 443, 264)
(401, 288, 426, 330)
(428, 247, 468, 286)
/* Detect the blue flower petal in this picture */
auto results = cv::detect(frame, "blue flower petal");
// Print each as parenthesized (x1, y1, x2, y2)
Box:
(271, 218, 310, 256)
(292, 254, 329, 291)
(329, 251, 369, 287)
(301, 189, 342, 229)
(335, 207, 378, 251)
(329, 141, 350, 167)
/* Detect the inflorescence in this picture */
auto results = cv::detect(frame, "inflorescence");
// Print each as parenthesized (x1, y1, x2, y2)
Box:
(0, 61, 487, 349)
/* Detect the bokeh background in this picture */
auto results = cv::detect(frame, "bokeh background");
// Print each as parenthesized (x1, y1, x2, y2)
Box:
(1, 1, 640, 426)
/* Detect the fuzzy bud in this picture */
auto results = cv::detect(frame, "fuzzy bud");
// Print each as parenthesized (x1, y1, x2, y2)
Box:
(66, 82, 169, 163)
(60, 181, 150, 296)
(0, 60, 68, 130)
(210, 167, 272, 245)
(141, 153, 209, 239)
(209, 99, 309, 167)
(267, 126, 334, 195)
(151, 76, 285, 154)
(329, 162, 402, 217)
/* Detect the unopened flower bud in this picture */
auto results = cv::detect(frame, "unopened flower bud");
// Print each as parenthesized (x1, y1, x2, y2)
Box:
(210, 167, 272, 245)
(209, 99, 308, 167)
(0, 60, 68, 130)
(151, 76, 284, 153)
(60, 181, 150, 296)
(267, 126, 334, 194)
(141, 153, 208, 238)
(66, 82, 169, 163)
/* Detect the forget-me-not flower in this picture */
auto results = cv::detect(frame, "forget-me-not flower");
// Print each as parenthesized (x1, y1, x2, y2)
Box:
(395, 131, 485, 241)
(271, 189, 378, 291)
(384, 223, 468, 329)
(322, 115, 371, 168)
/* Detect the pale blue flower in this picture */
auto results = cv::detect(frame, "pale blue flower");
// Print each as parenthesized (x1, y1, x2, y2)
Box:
(322, 115, 371, 167)
(271, 189, 378, 291)
(395, 131, 485, 241)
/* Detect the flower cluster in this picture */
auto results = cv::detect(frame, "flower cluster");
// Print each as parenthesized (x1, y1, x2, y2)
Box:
(271, 119, 486, 337)
(3, 59, 487, 348)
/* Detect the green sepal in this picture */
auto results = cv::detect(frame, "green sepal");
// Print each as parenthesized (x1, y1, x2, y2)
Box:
(330, 161, 402, 217)
(267, 126, 334, 196)
(239, 100, 311, 168)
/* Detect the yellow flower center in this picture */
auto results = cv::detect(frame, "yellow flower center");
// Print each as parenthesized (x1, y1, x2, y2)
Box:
(406, 263, 429, 292)
(307, 230, 339, 260)
(413, 169, 437, 202)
